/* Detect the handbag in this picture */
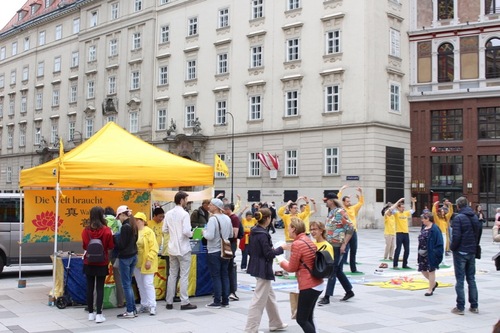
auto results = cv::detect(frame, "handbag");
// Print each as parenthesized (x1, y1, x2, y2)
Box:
(215, 217, 233, 260)
(289, 292, 299, 319)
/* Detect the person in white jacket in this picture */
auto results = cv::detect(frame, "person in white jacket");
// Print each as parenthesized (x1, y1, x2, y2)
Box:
(163, 191, 197, 310)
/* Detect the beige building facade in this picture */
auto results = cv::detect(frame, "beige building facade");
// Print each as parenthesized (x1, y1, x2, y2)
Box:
(0, 0, 410, 225)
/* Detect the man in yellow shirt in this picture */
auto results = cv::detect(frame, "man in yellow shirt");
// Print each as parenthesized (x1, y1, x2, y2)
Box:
(278, 197, 311, 259)
(338, 186, 364, 273)
(300, 198, 317, 236)
(390, 197, 416, 269)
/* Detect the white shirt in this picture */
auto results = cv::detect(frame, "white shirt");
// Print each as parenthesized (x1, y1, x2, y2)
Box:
(164, 205, 193, 256)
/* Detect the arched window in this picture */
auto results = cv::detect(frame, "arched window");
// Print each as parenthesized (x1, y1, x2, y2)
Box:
(485, 37, 500, 79)
(438, 43, 454, 82)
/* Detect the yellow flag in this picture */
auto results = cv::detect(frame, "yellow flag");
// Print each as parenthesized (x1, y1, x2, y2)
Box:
(58, 137, 65, 170)
(214, 154, 229, 178)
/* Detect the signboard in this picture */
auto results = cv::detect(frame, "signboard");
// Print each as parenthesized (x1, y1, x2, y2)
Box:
(24, 190, 150, 243)
(346, 176, 360, 181)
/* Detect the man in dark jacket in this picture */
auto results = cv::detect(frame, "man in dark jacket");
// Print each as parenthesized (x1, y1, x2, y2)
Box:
(450, 196, 482, 315)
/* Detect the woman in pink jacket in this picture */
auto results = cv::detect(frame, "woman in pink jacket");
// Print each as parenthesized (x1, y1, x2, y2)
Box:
(279, 217, 323, 333)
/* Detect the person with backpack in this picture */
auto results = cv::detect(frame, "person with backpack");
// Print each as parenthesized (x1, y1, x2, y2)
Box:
(244, 208, 288, 333)
(82, 206, 114, 324)
(114, 205, 138, 318)
(309, 221, 334, 260)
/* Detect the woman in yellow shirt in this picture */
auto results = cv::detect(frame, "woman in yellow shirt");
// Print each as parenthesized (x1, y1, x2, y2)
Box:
(309, 221, 334, 259)
(383, 206, 396, 260)
(239, 211, 256, 270)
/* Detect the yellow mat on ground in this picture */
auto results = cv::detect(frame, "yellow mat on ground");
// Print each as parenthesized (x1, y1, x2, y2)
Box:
(365, 277, 453, 290)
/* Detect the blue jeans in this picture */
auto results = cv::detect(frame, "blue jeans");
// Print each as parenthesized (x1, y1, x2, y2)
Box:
(342, 231, 358, 272)
(393, 233, 410, 268)
(119, 255, 138, 313)
(452, 252, 478, 311)
(207, 252, 230, 305)
(325, 247, 352, 297)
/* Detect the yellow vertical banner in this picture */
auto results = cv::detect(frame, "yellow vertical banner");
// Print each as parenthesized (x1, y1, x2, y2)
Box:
(23, 189, 150, 243)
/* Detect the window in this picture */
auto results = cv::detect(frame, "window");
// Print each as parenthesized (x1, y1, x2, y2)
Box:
(37, 61, 44, 77)
(50, 124, 58, 144)
(478, 107, 500, 139)
(132, 32, 141, 50)
(109, 39, 118, 56)
(389, 28, 401, 58)
(52, 89, 59, 106)
(108, 76, 116, 94)
(71, 51, 79, 67)
(160, 25, 170, 43)
(186, 60, 197, 80)
(55, 25, 62, 40)
(23, 37, 30, 51)
(486, 37, 500, 79)
(390, 83, 400, 112)
(73, 18, 80, 34)
(21, 95, 27, 113)
(7, 132, 13, 149)
(218, 8, 229, 28)
(19, 128, 26, 147)
(160, 0, 169, 4)
(215, 153, 227, 178)
(0, 98, 3, 116)
(35, 90, 43, 109)
(45, 0, 51, 8)
(325, 147, 339, 175)
(250, 45, 263, 68)
(110, 3, 119, 19)
(185, 105, 195, 127)
(11, 42, 17, 56)
(134, 0, 142, 12)
(431, 109, 463, 141)
(8, 96, 15, 115)
(90, 11, 98, 27)
(249, 152, 261, 177)
(287, 0, 300, 10)
(188, 17, 198, 36)
(285, 90, 299, 116)
(159, 66, 168, 85)
(251, 0, 264, 19)
(22, 67, 29, 81)
(326, 30, 341, 54)
(130, 112, 139, 133)
(285, 150, 298, 176)
(69, 84, 77, 103)
(87, 80, 95, 99)
(325, 85, 340, 112)
(39, 31, 46, 45)
(286, 38, 300, 61)
(68, 121, 75, 141)
(216, 100, 227, 125)
(88, 45, 96, 62)
(85, 119, 93, 138)
(10, 70, 16, 85)
(438, 0, 454, 20)
(249, 95, 262, 120)
(131, 71, 140, 90)
(0, 47, 5, 60)
(217, 53, 228, 74)
(431, 155, 462, 188)
(54, 56, 61, 72)
(0, 75, 3, 88)
(157, 109, 167, 130)
(438, 43, 454, 82)
(34, 126, 41, 145)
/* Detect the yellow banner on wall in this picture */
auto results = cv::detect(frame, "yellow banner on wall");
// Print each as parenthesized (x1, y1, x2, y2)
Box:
(23, 190, 150, 243)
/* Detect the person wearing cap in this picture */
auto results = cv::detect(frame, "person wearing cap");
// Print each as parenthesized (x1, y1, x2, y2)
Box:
(114, 205, 139, 318)
(417, 212, 443, 297)
(389, 197, 416, 270)
(133, 212, 159, 315)
(338, 185, 364, 273)
(203, 198, 233, 308)
(164, 191, 197, 311)
(318, 193, 355, 306)
(432, 200, 453, 266)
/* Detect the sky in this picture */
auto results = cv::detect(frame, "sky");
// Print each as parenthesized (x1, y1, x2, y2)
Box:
(0, 0, 26, 30)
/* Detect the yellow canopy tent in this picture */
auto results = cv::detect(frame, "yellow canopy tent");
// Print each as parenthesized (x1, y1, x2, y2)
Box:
(20, 121, 214, 189)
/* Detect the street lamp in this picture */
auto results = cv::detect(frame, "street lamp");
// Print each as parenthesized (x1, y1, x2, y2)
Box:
(226, 111, 234, 203)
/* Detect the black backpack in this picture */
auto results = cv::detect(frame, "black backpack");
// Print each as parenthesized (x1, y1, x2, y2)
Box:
(86, 230, 105, 263)
(300, 239, 334, 279)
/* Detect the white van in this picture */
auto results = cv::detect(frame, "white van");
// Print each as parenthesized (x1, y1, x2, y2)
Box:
(0, 193, 79, 274)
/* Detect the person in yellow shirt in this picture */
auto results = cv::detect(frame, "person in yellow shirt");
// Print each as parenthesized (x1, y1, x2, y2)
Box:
(382, 204, 396, 260)
(390, 197, 416, 269)
(309, 221, 334, 259)
(338, 186, 364, 273)
(300, 198, 317, 236)
(278, 197, 311, 262)
(432, 200, 453, 266)
(239, 211, 256, 271)
(149, 207, 165, 255)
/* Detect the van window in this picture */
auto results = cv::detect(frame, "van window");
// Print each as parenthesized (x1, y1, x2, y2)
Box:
(0, 196, 23, 223)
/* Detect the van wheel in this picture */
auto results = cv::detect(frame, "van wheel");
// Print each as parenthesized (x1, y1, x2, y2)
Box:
(0, 256, 4, 274)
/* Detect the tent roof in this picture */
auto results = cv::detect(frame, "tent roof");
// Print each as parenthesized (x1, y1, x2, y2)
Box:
(20, 122, 214, 189)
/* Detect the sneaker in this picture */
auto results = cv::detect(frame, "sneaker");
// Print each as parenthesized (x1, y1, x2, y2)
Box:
(180, 303, 197, 310)
(117, 311, 136, 319)
(95, 314, 106, 323)
(166, 304, 173, 310)
(229, 293, 239, 301)
(149, 306, 156, 316)
(221, 303, 230, 309)
(469, 307, 479, 314)
(173, 296, 181, 303)
(317, 297, 330, 306)
(137, 305, 149, 314)
(402, 266, 413, 269)
(341, 291, 355, 301)
(451, 307, 464, 315)
(88, 312, 96, 321)
(205, 303, 221, 309)
(270, 323, 289, 331)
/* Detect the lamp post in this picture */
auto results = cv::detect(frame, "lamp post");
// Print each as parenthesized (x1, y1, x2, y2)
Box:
(226, 111, 234, 203)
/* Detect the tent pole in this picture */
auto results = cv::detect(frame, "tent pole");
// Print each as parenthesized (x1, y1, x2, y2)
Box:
(50, 182, 61, 305)
(18, 187, 23, 283)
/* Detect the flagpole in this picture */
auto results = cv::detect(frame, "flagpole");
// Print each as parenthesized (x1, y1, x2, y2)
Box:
(227, 112, 234, 203)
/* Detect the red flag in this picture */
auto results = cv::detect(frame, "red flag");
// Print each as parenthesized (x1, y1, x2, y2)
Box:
(267, 153, 280, 170)
(257, 153, 271, 170)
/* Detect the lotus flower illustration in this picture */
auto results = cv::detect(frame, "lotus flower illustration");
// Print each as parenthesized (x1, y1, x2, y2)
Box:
(32, 211, 64, 232)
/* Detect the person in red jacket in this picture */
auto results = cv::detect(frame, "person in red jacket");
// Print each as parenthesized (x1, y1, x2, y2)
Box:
(82, 206, 114, 324)
(279, 218, 323, 333)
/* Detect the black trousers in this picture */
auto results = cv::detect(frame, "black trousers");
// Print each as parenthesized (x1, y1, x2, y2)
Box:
(393, 232, 410, 268)
(296, 288, 322, 333)
(86, 275, 106, 314)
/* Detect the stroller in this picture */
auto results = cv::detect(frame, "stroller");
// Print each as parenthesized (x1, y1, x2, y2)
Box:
(56, 253, 85, 309)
